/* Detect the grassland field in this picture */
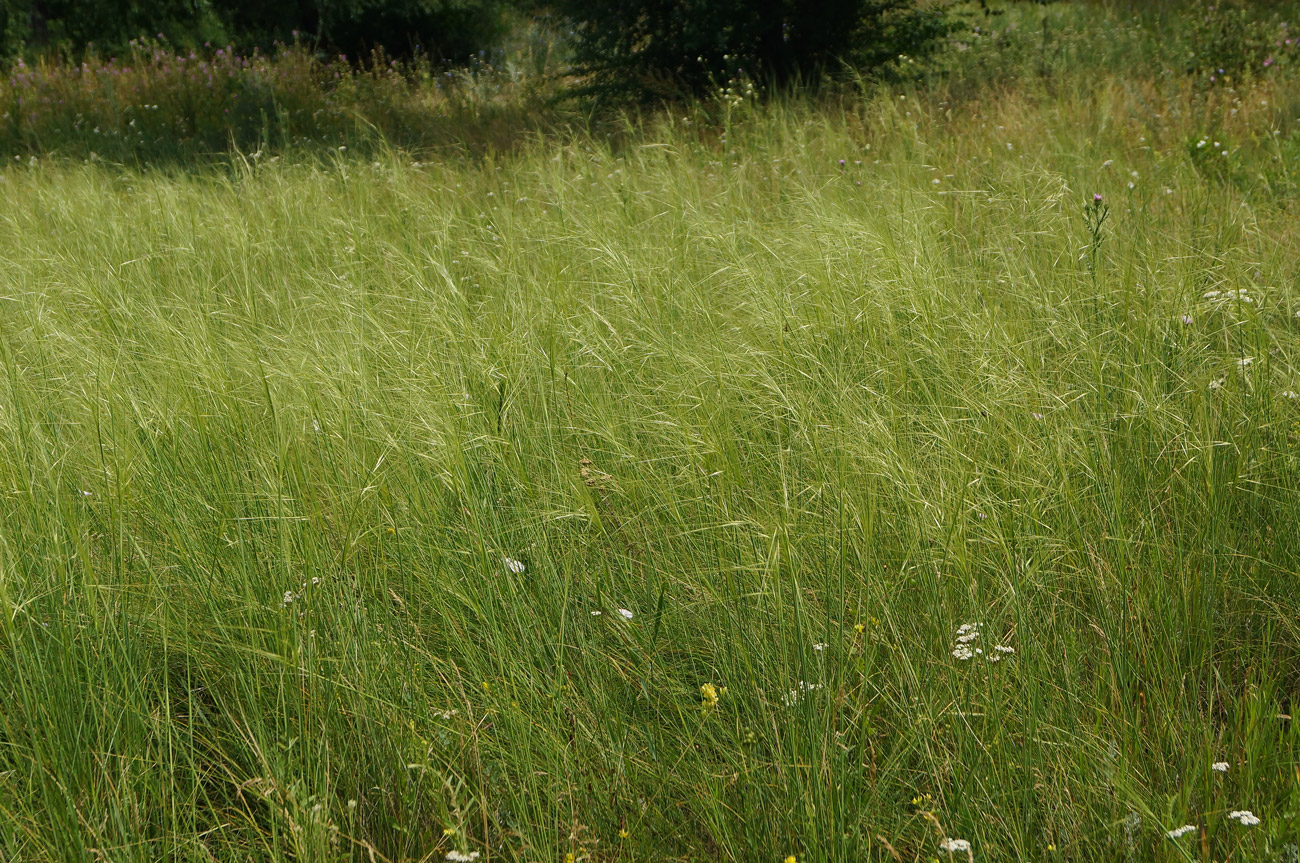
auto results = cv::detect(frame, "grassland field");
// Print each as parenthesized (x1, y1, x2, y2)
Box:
(3, 3, 1300, 861)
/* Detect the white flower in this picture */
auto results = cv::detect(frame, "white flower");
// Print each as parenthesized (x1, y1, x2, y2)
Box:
(987, 645, 1015, 660)
(952, 646, 975, 660)
(445, 852, 481, 862)
(812, 642, 827, 651)
(1165, 825, 1197, 839)
(1198, 139, 1207, 148)
(1283, 391, 1299, 400)
(956, 622, 981, 635)
(1227, 810, 1260, 826)
(617, 608, 634, 619)
(1237, 357, 1254, 368)
(938, 837, 972, 854)
(955, 631, 980, 644)
(1208, 378, 1224, 391)
(504, 557, 525, 574)
(1211, 761, 1229, 772)
(781, 681, 825, 706)
(282, 590, 295, 606)
(590, 610, 602, 616)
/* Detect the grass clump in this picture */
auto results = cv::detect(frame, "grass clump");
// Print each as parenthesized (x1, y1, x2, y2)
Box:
(2, 3, 1300, 862)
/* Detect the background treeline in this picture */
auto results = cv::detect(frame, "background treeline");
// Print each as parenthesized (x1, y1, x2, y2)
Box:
(0, 0, 513, 62)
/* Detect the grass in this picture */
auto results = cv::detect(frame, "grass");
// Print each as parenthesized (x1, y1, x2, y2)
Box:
(3, 3, 1300, 861)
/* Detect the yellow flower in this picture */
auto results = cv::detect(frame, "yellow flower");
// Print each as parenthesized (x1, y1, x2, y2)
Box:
(564, 854, 575, 863)
(854, 622, 865, 633)
(443, 827, 457, 837)
(700, 683, 720, 709)
(618, 828, 629, 839)
(784, 856, 797, 863)
(1047, 844, 1057, 852)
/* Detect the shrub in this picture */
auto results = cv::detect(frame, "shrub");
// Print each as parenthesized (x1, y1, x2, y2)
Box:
(0, 0, 512, 63)
(554, 0, 952, 101)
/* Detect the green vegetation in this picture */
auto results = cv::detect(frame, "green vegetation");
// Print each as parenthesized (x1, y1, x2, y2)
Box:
(0, 0, 514, 62)
(2, 3, 1300, 861)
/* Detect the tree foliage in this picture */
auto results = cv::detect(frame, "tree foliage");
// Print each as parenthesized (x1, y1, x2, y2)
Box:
(554, 0, 952, 100)
(0, 0, 510, 61)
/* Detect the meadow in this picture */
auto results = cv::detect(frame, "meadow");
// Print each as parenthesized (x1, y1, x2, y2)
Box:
(2, 3, 1300, 861)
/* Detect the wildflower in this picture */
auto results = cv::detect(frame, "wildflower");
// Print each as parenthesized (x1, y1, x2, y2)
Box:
(443, 827, 457, 837)
(781, 681, 824, 706)
(282, 590, 295, 606)
(1211, 761, 1229, 772)
(812, 642, 827, 651)
(1094, 192, 1104, 201)
(700, 683, 720, 709)
(1165, 825, 1197, 839)
(1181, 315, 1194, 324)
(1208, 378, 1224, 391)
(1198, 139, 1207, 148)
(504, 557, 525, 574)
(939, 837, 972, 854)
(784, 857, 797, 863)
(590, 610, 602, 616)
(1237, 357, 1254, 369)
(988, 644, 1015, 662)
(1032, 412, 1045, 420)
(445, 853, 480, 862)
(855, 622, 865, 633)
(1227, 810, 1261, 826)
(618, 828, 629, 839)
(952, 645, 975, 660)
(617, 608, 634, 620)
(1283, 391, 1299, 399)
(565, 854, 575, 863)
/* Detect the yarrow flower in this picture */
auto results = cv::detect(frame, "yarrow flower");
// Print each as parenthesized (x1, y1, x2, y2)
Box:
(445, 852, 480, 862)
(1211, 761, 1229, 772)
(504, 557, 525, 574)
(781, 681, 825, 706)
(1227, 810, 1261, 826)
(1165, 825, 1197, 840)
(939, 837, 972, 854)
(812, 642, 827, 652)
(987, 644, 1016, 663)
(282, 590, 295, 606)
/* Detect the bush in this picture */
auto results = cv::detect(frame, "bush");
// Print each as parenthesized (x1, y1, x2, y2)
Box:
(554, 0, 952, 101)
(0, 0, 511, 63)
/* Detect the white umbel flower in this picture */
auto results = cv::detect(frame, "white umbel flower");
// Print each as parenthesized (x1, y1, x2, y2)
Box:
(504, 557, 525, 574)
(938, 837, 971, 854)
(1211, 761, 1229, 772)
(1228, 810, 1261, 826)
(1165, 825, 1197, 839)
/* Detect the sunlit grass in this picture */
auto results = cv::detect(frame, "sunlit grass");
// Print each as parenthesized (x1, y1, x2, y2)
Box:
(2, 8, 1300, 862)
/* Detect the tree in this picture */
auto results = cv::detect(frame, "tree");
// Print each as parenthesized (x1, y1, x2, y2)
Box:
(556, 0, 951, 100)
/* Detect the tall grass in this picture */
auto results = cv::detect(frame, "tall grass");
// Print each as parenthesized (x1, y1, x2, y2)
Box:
(2, 3, 1300, 862)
